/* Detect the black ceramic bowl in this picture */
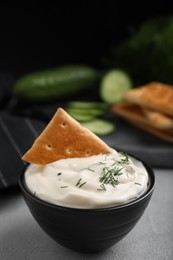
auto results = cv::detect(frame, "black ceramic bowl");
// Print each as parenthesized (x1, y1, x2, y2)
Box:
(19, 157, 155, 253)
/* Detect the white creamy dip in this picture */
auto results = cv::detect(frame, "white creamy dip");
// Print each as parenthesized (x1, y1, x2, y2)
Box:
(25, 151, 149, 209)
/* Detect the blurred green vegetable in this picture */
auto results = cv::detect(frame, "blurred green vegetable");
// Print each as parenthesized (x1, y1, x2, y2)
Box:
(104, 16, 173, 85)
(13, 65, 99, 103)
(66, 101, 115, 135)
(81, 119, 115, 136)
(100, 69, 133, 103)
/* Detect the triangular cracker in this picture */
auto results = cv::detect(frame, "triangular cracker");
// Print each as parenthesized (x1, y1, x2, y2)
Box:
(22, 108, 112, 164)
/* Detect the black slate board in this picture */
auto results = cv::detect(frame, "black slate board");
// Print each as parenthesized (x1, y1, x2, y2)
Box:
(0, 115, 46, 189)
(102, 116, 173, 168)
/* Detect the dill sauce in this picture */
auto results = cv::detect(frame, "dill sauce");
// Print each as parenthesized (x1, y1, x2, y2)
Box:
(25, 151, 148, 209)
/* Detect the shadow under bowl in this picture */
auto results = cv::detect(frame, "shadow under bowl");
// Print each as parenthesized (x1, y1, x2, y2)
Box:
(19, 157, 155, 253)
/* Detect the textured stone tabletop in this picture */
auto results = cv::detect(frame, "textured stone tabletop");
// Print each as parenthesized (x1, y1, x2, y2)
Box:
(0, 169, 173, 260)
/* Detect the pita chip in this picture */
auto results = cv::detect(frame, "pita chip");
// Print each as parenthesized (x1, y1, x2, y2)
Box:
(142, 108, 173, 130)
(111, 103, 173, 143)
(22, 108, 112, 165)
(123, 82, 173, 117)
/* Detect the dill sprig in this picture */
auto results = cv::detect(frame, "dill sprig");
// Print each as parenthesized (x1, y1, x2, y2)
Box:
(99, 162, 106, 166)
(87, 168, 95, 172)
(135, 182, 142, 186)
(97, 183, 106, 191)
(81, 167, 95, 172)
(98, 165, 123, 191)
(79, 182, 86, 188)
(119, 151, 130, 164)
(76, 178, 86, 188)
(76, 178, 82, 186)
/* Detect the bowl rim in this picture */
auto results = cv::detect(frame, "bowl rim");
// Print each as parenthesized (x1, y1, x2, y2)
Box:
(19, 154, 155, 213)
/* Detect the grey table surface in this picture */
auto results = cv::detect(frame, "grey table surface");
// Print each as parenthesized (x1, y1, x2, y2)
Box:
(0, 169, 173, 260)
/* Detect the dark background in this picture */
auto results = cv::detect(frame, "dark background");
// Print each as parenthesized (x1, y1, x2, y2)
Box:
(0, 4, 173, 78)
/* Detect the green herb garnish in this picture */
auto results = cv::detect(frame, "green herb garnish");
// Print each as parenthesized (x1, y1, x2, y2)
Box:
(76, 178, 87, 188)
(119, 151, 130, 164)
(87, 168, 95, 172)
(113, 167, 123, 176)
(76, 178, 82, 186)
(60, 186, 68, 188)
(135, 182, 142, 186)
(99, 162, 106, 166)
(81, 167, 95, 172)
(57, 172, 62, 176)
(97, 183, 106, 191)
(79, 182, 86, 188)
(98, 165, 122, 191)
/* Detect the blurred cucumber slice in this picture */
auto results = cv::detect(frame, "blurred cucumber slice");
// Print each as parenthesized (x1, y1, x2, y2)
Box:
(67, 109, 96, 122)
(81, 119, 115, 135)
(100, 69, 133, 104)
(67, 107, 105, 117)
(68, 101, 108, 110)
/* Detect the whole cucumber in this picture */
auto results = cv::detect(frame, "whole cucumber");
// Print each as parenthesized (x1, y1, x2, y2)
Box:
(13, 65, 99, 102)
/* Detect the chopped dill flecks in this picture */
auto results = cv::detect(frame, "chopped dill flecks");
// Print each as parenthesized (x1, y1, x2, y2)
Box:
(87, 168, 95, 172)
(99, 165, 122, 190)
(97, 183, 106, 191)
(113, 167, 123, 176)
(57, 172, 62, 176)
(135, 182, 142, 186)
(99, 162, 106, 166)
(79, 182, 86, 188)
(111, 162, 117, 167)
(76, 178, 82, 187)
(76, 178, 87, 188)
(81, 167, 95, 172)
(119, 151, 130, 164)
(60, 186, 68, 188)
